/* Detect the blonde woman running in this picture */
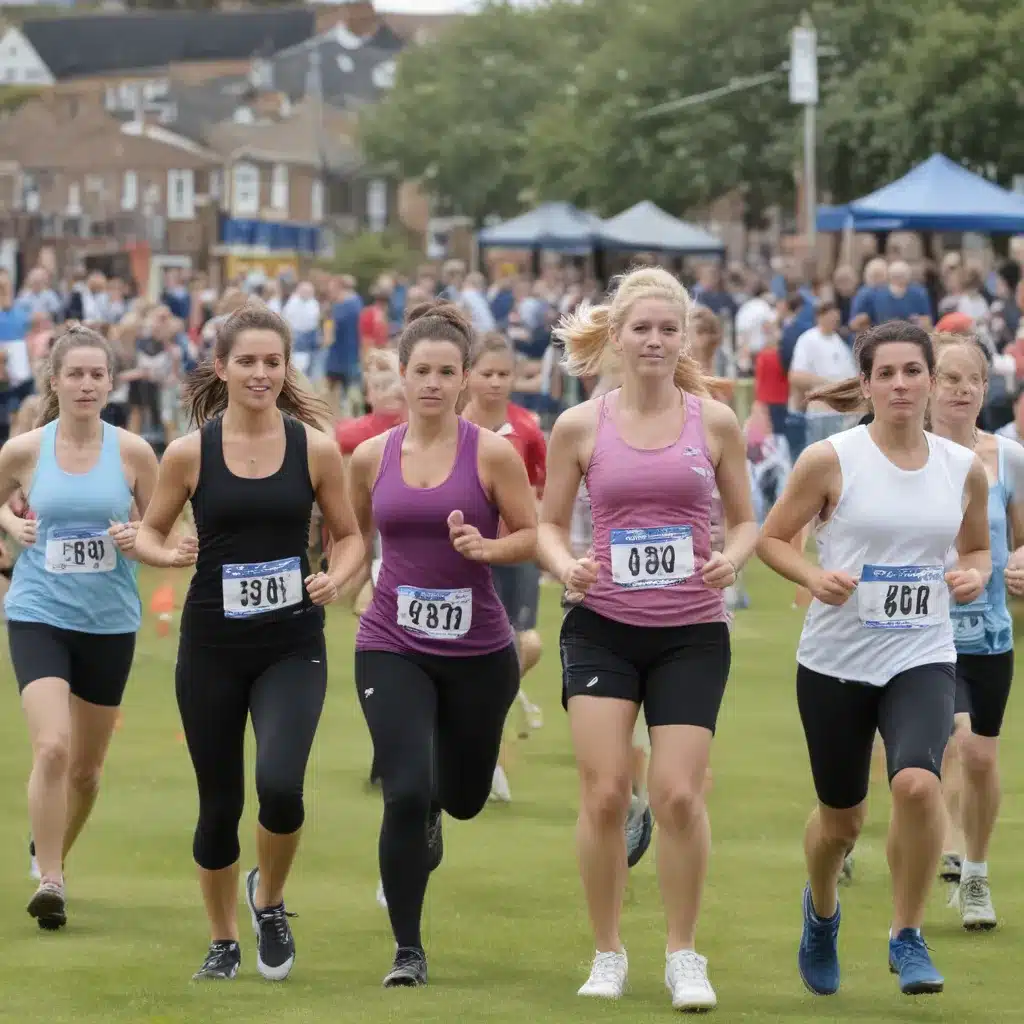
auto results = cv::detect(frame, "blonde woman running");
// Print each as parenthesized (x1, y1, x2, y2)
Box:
(539, 268, 757, 1010)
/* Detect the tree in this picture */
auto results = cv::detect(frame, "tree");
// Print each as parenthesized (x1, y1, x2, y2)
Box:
(818, 1, 1024, 200)
(357, 0, 607, 225)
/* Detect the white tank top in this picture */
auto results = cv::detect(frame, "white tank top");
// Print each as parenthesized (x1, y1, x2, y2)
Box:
(797, 425, 974, 686)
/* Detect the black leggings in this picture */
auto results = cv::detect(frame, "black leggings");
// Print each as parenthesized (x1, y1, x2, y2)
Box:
(355, 645, 519, 950)
(175, 626, 327, 871)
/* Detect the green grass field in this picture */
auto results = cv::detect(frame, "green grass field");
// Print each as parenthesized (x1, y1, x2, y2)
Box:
(0, 562, 1021, 1023)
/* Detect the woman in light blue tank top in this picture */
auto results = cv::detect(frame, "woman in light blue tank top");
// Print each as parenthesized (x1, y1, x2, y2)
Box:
(930, 335, 1024, 931)
(0, 324, 159, 931)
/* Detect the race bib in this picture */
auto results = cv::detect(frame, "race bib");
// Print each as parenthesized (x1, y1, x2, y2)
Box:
(396, 586, 472, 639)
(610, 526, 694, 589)
(45, 526, 116, 574)
(858, 564, 947, 630)
(222, 556, 302, 619)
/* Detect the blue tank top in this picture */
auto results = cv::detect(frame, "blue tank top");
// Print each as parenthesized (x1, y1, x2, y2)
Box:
(4, 420, 140, 634)
(952, 436, 1013, 656)
(356, 417, 513, 657)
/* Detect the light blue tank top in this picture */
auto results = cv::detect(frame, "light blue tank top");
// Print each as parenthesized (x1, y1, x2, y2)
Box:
(952, 436, 1013, 656)
(5, 420, 140, 634)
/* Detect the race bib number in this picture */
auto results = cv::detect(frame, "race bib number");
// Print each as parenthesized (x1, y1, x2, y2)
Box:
(396, 586, 472, 639)
(610, 526, 694, 589)
(45, 527, 116, 574)
(222, 556, 302, 619)
(858, 564, 947, 630)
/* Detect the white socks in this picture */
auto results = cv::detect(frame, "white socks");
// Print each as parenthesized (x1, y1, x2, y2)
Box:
(962, 860, 988, 880)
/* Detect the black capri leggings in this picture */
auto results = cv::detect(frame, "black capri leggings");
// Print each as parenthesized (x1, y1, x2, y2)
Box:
(355, 644, 520, 950)
(175, 626, 327, 871)
(797, 661, 955, 810)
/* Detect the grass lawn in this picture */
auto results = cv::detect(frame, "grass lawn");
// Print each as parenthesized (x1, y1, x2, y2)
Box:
(0, 561, 1021, 1023)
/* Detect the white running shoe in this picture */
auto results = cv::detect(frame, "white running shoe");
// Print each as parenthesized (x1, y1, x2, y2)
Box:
(578, 950, 628, 999)
(29, 838, 40, 882)
(665, 949, 717, 1011)
(489, 765, 512, 802)
(957, 875, 997, 931)
(376, 879, 388, 910)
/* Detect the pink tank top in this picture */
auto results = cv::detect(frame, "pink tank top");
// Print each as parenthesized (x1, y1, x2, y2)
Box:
(582, 389, 726, 628)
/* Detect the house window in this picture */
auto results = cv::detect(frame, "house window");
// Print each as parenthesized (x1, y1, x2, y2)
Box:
(270, 163, 288, 215)
(231, 162, 260, 216)
(366, 178, 387, 232)
(310, 178, 324, 222)
(122, 171, 138, 211)
(67, 182, 81, 216)
(209, 169, 222, 202)
(167, 169, 195, 221)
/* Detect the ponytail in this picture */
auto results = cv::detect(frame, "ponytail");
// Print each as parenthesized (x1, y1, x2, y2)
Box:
(555, 302, 613, 379)
(805, 377, 868, 414)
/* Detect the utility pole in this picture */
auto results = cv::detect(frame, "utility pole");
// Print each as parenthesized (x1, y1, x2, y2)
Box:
(789, 12, 818, 257)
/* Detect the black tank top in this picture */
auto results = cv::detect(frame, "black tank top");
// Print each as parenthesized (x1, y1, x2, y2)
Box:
(184, 413, 323, 642)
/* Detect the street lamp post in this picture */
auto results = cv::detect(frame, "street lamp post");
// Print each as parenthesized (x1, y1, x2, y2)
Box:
(789, 13, 818, 256)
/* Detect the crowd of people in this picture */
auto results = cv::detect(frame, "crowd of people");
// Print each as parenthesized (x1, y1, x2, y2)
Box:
(0, 248, 1021, 1009)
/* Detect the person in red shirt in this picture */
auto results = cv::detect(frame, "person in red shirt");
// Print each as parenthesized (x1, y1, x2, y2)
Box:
(462, 332, 547, 801)
(754, 312, 790, 440)
(358, 286, 391, 353)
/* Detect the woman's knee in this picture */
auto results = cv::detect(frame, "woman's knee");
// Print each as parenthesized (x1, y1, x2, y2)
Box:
(891, 766, 942, 808)
(818, 803, 866, 846)
(256, 772, 305, 836)
(959, 733, 999, 778)
(579, 769, 632, 828)
(68, 762, 102, 798)
(33, 732, 70, 778)
(650, 782, 704, 832)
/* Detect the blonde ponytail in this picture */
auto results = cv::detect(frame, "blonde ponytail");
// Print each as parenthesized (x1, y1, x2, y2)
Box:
(554, 301, 614, 379)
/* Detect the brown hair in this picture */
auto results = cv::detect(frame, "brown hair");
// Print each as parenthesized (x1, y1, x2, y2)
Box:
(36, 322, 115, 427)
(555, 266, 725, 398)
(807, 319, 935, 414)
(397, 300, 474, 369)
(690, 306, 722, 347)
(469, 331, 514, 368)
(182, 302, 331, 429)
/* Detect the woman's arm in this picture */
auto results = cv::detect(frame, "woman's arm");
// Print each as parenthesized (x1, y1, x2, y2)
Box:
(948, 455, 991, 602)
(706, 402, 758, 573)
(135, 437, 198, 569)
(108, 433, 160, 560)
(308, 432, 365, 599)
(339, 437, 384, 606)
(474, 433, 537, 565)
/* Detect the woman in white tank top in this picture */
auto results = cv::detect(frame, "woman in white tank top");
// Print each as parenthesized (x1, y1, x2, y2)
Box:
(757, 321, 990, 999)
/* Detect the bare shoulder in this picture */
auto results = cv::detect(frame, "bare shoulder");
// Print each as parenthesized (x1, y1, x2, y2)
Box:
(350, 430, 390, 483)
(116, 427, 158, 464)
(0, 428, 43, 466)
(304, 423, 342, 460)
(477, 424, 521, 466)
(794, 438, 841, 480)
(550, 397, 600, 445)
(699, 396, 741, 436)
(161, 430, 202, 472)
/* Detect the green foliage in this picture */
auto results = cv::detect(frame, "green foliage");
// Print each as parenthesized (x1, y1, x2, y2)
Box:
(0, 86, 39, 113)
(319, 230, 421, 297)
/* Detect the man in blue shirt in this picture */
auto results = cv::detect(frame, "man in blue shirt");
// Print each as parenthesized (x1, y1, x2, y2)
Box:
(851, 260, 932, 329)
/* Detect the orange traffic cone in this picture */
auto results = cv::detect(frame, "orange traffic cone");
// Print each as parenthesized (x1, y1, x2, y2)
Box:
(151, 582, 175, 637)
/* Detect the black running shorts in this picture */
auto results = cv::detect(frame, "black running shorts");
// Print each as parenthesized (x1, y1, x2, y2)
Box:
(8, 620, 136, 707)
(955, 650, 1013, 738)
(491, 562, 541, 632)
(796, 661, 955, 810)
(559, 605, 730, 733)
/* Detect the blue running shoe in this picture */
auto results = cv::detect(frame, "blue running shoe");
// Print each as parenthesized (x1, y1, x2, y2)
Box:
(625, 800, 653, 869)
(798, 883, 840, 995)
(888, 928, 943, 995)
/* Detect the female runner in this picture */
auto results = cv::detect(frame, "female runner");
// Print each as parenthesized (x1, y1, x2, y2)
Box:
(462, 331, 547, 800)
(757, 320, 990, 997)
(928, 332, 1024, 930)
(134, 304, 364, 982)
(0, 323, 158, 930)
(347, 301, 537, 987)
(538, 266, 758, 1011)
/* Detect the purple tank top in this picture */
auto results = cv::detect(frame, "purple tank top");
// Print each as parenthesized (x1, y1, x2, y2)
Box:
(356, 417, 513, 657)
(582, 389, 726, 628)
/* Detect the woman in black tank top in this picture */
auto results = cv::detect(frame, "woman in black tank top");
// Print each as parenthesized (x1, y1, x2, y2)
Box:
(135, 304, 364, 983)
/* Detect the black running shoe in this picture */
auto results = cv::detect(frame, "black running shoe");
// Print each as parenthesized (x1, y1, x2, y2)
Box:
(625, 803, 653, 869)
(427, 808, 443, 872)
(192, 940, 241, 980)
(939, 853, 962, 883)
(245, 867, 296, 981)
(383, 946, 428, 988)
(27, 880, 66, 931)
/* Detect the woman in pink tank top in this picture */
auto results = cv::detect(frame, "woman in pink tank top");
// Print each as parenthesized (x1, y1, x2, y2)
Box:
(537, 267, 758, 1010)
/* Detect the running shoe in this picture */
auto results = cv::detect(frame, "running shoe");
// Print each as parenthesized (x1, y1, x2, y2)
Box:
(956, 875, 997, 931)
(27, 880, 67, 931)
(888, 929, 943, 994)
(578, 950, 628, 998)
(939, 852, 962, 883)
(665, 949, 716, 1011)
(625, 797, 653, 869)
(489, 765, 512, 803)
(192, 940, 241, 980)
(839, 851, 854, 885)
(245, 867, 296, 981)
(797, 883, 840, 995)
(383, 946, 428, 987)
(427, 807, 444, 871)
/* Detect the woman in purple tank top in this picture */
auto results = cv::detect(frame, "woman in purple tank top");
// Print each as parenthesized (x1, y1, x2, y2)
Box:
(537, 267, 758, 1010)
(347, 300, 538, 989)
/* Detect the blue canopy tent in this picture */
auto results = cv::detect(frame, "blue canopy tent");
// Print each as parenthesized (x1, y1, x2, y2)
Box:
(477, 201, 606, 253)
(845, 154, 1024, 233)
(600, 201, 724, 255)
(815, 204, 907, 233)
